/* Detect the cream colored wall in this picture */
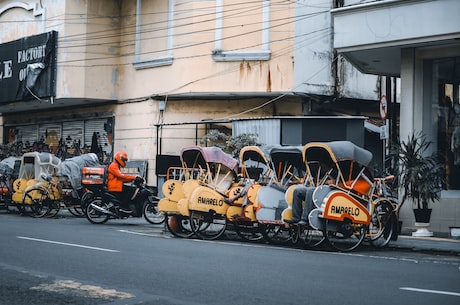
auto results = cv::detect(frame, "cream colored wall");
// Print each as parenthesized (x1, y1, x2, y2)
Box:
(56, 0, 120, 100)
(117, 0, 295, 101)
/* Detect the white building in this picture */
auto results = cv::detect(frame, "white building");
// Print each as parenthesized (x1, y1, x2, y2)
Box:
(332, 0, 460, 235)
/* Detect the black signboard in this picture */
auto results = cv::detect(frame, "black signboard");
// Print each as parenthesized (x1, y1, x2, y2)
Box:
(0, 31, 57, 103)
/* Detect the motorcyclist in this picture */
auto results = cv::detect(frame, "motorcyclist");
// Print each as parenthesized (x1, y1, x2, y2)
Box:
(107, 151, 139, 214)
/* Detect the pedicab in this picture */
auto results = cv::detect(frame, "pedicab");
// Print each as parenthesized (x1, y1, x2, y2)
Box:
(158, 164, 201, 238)
(240, 145, 305, 244)
(226, 145, 273, 242)
(11, 152, 61, 217)
(58, 153, 101, 216)
(160, 146, 239, 240)
(0, 157, 20, 212)
(282, 141, 397, 252)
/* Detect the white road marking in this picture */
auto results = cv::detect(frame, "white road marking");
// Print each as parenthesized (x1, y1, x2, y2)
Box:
(17, 236, 119, 253)
(400, 287, 460, 297)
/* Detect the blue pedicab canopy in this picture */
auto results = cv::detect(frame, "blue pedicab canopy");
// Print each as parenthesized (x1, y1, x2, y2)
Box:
(180, 146, 239, 174)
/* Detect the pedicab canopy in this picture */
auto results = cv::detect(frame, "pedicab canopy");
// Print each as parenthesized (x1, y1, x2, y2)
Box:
(180, 146, 239, 175)
(302, 141, 374, 190)
(268, 145, 304, 184)
(17, 152, 61, 181)
(239, 145, 271, 180)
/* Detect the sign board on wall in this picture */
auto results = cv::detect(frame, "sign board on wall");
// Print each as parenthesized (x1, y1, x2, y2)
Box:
(0, 31, 58, 103)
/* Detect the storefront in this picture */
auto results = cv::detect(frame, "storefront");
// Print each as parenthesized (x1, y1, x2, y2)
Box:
(4, 116, 114, 163)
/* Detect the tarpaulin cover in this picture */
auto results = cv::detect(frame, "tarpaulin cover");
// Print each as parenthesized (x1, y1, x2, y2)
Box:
(58, 153, 100, 190)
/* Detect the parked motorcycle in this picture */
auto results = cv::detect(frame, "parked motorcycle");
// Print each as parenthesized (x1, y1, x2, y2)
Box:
(85, 176, 165, 224)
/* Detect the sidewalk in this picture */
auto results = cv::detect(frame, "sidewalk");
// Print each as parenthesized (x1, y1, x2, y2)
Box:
(389, 234, 460, 255)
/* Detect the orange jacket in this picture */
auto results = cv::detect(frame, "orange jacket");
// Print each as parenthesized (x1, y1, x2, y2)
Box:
(107, 161, 136, 192)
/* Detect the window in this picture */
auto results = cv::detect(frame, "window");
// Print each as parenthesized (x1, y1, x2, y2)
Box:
(434, 57, 460, 190)
(213, 0, 271, 61)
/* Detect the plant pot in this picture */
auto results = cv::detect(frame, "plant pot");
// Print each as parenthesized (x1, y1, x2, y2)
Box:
(412, 208, 433, 237)
(413, 208, 432, 223)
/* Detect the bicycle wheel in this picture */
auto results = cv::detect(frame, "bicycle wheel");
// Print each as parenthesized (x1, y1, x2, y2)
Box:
(190, 210, 227, 240)
(233, 221, 264, 242)
(165, 214, 195, 238)
(44, 200, 61, 218)
(262, 224, 292, 245)
(369, 199, 395, 248)
(143, 200, 166, 224)
(22, 188, 49, 218)
(297, 226, 326, 249)
(324, 218, 366, 252)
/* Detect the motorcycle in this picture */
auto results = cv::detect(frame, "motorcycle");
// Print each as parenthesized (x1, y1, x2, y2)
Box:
(85, 176, 165, 224)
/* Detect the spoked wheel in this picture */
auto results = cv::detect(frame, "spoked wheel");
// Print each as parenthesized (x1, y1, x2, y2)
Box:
(143, 200, 166, 224)
(68, 206, 85, 217)
(189, 210, 227, 240)
(262, 224, 292, 245)
(324, 219, 366, 252)
(44, 200, 61, 218)
(22, 188, 50, 218)
(369, 199, 396, 248)
(295, 226, 326, 249)
(85, 198, 110, 224)
(165, 214, 195, 238)
(233, 221, 264, 242)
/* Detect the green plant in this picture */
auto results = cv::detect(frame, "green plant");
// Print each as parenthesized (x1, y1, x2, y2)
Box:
(200, 129, 261, 157)
(393, 133, 445, 210)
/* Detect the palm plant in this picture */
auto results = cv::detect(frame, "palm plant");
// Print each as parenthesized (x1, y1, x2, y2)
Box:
(393, 133, 445, 210)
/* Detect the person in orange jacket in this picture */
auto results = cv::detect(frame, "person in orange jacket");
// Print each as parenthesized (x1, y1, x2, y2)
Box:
(107, 151, 138, 214)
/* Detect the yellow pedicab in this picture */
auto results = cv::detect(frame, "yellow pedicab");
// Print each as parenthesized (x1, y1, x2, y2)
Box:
(11, 152, 61, 217)
(227, 145, 274, 242)
(158, 165, 202, 238)
(284, 141, 378, 252)
(180, 146, 238, 240)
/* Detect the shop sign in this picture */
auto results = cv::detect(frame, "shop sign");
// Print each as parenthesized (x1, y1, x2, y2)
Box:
(0, 31, 58, 103)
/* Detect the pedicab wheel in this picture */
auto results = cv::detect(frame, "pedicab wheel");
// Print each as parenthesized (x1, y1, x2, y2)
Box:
(44, 200, 61, 218)
(143, 200, 165, 224)
(233, 221, 264, 242)
(297, 227, 326, 249)
(369, 199, 395, 248)
(166, 214, 195, 238)
(261, 224, 292, 245)
(85, 198, 110, 224)
(67, 205, 85, 217)
(22, 188, 50, 218)
(189, 210, 227, 240)
(324, 219, 366, 252)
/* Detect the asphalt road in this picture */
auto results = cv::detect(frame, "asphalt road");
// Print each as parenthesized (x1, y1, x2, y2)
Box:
(0, 211, 459, 305)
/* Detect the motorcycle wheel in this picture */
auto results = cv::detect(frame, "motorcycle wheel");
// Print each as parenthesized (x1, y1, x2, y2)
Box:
(85, 198, 110, 224)
(143, 200, 165, 224)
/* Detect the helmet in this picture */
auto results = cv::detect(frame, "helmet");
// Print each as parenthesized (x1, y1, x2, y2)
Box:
(114, 151, 128, 167)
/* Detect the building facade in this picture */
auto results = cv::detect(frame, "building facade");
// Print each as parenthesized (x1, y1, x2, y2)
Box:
(332, 0, 460, 235)
(0, 0, 386, 179)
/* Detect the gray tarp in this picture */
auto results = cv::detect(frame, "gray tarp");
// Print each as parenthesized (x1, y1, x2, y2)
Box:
(58, 153, 100, 190)
(0, 157, 16, 176)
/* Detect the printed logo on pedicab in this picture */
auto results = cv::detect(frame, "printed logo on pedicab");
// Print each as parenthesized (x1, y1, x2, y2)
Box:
(197, 196, 224, 206)
(323, 191, 370, 224)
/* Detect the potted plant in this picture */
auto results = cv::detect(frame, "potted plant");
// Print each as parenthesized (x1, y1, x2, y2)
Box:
(392, 133, 445, 236)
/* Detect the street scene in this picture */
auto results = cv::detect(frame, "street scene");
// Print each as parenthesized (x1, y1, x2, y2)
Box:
(1, 0, 460, 304)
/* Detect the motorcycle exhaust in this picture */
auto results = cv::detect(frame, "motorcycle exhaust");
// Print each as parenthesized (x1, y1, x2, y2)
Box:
(89, 203, 115, 216)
